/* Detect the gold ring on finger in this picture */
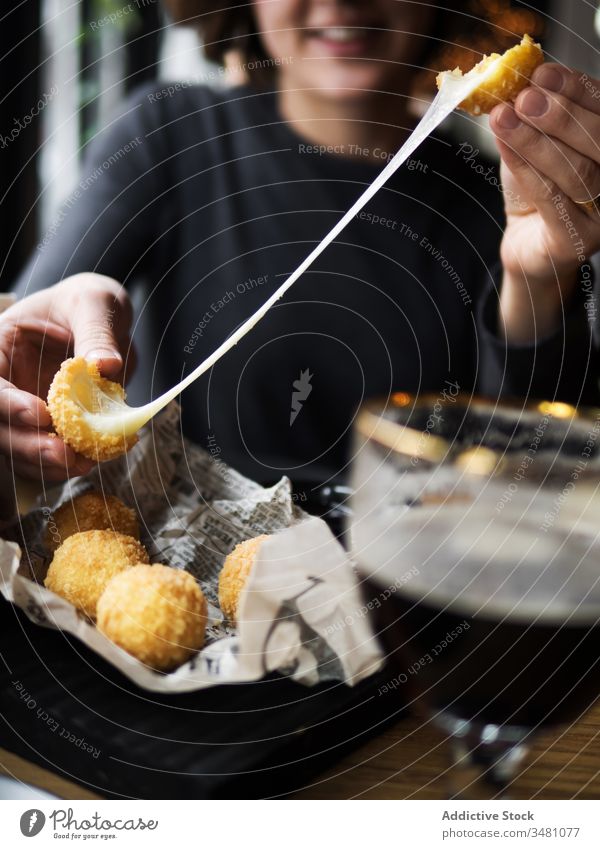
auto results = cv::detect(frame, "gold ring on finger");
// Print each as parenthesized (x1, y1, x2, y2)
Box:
(574, 192, 600, 218)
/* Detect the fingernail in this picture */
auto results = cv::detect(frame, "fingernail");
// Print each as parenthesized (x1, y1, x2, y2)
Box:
(519, 89, 549, 117)
(85, 349, 121, 363)
(496, 105, 521, 130)
(535, 66, 564, 92)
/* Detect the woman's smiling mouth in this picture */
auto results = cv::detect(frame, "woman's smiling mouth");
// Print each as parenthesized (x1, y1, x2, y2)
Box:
(306, 25, 383, 58)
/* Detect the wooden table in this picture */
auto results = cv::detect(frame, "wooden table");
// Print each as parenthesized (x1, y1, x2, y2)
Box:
(295, 703, 600, 799)
(2, 703, 599, 799)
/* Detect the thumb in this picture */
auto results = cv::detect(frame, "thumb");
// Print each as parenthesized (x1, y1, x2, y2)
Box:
(72, 288, 127, 378)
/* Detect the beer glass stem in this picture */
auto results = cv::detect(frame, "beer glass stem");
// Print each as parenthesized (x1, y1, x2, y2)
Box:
(439, 716, 531, 799)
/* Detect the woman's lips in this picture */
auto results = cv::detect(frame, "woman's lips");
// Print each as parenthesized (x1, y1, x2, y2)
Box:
(307, 27, 381, 58)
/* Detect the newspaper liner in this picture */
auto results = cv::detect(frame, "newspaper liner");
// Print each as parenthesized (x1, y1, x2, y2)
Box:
(0, 403, 382, 692)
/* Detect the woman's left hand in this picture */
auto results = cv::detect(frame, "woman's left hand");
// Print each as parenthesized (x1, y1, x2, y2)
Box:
(490, 62, 600, 343)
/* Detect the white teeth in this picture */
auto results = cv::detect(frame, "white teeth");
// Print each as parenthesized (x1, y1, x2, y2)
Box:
(320, 28, 359, 42)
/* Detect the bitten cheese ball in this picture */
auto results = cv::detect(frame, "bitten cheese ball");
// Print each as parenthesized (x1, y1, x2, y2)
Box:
(97, 564, 208, 671)
(44, 530, 149, 619)
(47, 357, 138, 462)
(45, 491, 139, 552)
(436, 34, 544, 116)
(218, 534, 270, 624)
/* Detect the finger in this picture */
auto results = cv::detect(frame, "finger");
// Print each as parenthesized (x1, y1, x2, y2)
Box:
(70, 288, 131, 378)
(0, 424, 94, 475)
(0, 317, 71, 356)
(532, 63, 600, 117)
(490, 104, 600, 204)
(10, 459, 85, 483)
(493, 133, 593, 263)
(0, 376, 52, 428)
(513, 87, 600, 170)
(0, 319, 70, 392)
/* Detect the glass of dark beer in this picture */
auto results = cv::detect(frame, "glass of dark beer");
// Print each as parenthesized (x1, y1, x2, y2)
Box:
(350, 393, 600, 798)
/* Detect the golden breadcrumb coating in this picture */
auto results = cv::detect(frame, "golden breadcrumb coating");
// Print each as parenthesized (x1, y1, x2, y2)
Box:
(45, 491, 139, 552)
(44, 530, 149, 619)
(47, 357, 138, 462)
(97, 564, 208, 671)
(436, 34, 544, 116)
(218, 534, 270, 623)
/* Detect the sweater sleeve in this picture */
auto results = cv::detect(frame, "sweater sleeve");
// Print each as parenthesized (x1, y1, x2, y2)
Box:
(13, 84, 168, 297)
(476, 263, 600, 406)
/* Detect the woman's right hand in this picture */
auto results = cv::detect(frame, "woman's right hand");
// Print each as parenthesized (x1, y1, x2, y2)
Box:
(0, 273, 133, 481)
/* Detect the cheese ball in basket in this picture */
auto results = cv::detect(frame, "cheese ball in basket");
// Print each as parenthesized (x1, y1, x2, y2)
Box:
(218, 534, 270, 624)
(97, 564, 208, 671)
(45, 491, 139, 552)
(44, 529, 149, 619)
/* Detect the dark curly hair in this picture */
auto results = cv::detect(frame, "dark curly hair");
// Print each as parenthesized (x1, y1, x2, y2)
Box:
(162, 1, 544, 84)
(163, 0, 273, 69)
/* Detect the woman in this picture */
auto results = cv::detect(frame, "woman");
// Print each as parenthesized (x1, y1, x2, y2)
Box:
(3, 0, 600, 486)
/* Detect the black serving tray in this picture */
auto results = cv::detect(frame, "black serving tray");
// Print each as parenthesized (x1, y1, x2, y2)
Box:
(0, 487, 404, 799)
(0, 596, 402, 799)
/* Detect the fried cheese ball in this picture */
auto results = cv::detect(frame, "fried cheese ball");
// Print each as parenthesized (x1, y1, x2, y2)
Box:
(47, 357, 138, 462)
(44, 530, 149, 619)
(45, 491, 140, 552)
(436, 34, 544, 116)
(97, 564, 208, 671)
(218, 534, 270, 624)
